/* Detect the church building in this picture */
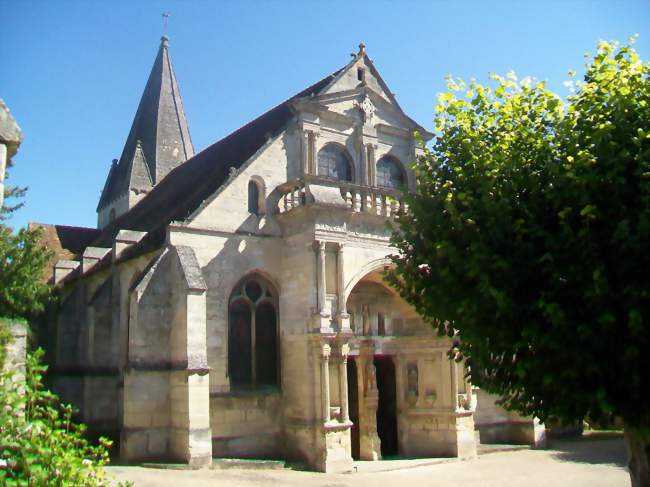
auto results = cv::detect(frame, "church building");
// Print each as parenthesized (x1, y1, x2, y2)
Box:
(40, 37, 544, 472)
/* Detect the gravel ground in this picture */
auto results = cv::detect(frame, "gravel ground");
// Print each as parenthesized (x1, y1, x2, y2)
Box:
(107, 436, 629, 487)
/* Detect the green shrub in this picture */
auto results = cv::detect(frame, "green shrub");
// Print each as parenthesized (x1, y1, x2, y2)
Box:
(0, 345, 116, 486)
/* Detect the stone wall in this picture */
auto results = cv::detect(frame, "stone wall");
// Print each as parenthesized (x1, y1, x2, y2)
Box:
(474, 390, 546, 447)
(121, 245, 212, 466)
(210, 392, 282, 458)
(2, 320, 27, 379)
(46, 51, 485, 472)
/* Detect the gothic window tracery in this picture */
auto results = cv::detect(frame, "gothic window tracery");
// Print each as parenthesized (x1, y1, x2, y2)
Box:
(376, 156, 405, 189)
(228, 275, 278, 390)
(317, 144, 353, 182)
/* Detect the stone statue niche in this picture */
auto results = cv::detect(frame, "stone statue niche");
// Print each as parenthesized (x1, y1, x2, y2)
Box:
(365, 361, 378, 396)
(362, 304, 371, 336)
(407, 362, 418, 407)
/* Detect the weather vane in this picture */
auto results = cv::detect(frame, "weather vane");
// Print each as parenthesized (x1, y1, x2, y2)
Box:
(162, 12, 170, 36)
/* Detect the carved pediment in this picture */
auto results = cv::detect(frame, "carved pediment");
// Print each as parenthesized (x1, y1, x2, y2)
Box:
(292, 86, 430, 140)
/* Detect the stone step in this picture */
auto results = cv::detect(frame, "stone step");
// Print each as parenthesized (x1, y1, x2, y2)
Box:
(212, 458, 287, 470)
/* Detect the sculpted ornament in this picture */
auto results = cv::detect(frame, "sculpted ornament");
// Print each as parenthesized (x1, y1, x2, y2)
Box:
(355, 95, 375, 124)
(365, 362, 377, 396)
(362, 304, 371, 335)
(407, 362, 419, 406)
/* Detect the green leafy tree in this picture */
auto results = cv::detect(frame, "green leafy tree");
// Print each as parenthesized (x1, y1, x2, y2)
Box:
(0, 225, 52, 319)
(388, 40, 649, 486)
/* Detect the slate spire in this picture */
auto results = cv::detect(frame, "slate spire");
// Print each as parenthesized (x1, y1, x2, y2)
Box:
(97, 36, 194, 221)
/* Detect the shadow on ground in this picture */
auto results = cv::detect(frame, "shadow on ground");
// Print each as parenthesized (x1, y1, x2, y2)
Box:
(548, 433, 627, 467)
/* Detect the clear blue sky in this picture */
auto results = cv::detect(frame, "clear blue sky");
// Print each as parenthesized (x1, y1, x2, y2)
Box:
(1, 0, 648, 230)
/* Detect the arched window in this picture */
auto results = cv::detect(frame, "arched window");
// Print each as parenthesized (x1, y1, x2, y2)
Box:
(376, 156, 405, 189)
(228, 276, 278, 389)
(248, 180, 260, 215)
(109, 208, 116, 222)
(318, 144, 352, 182)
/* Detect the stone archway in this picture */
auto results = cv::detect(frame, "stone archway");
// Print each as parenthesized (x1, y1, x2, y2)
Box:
(344, 268, 411, 461)
(344, 267, 478, 461)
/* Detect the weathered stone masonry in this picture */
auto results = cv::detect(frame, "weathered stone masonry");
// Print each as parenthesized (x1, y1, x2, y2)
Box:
(40, 38, 544, 472)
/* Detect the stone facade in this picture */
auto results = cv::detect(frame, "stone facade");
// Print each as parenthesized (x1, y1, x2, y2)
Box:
(45, 40, 541, 472)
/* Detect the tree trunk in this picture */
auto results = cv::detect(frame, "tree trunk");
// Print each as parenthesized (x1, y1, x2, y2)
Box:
(625, 425, 650, 487)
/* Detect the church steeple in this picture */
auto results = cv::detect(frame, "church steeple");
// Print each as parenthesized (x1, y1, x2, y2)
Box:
(97, 36, 194, 228)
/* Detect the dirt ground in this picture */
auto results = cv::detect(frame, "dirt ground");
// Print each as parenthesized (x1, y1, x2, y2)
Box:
(107, 436, 629, 487)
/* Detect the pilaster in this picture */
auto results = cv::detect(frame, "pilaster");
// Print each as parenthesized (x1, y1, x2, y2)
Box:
(301, 127, 320, 176)
(336, 243, 351, 332)
(357, 340, 381, 460)
(313, 240, 333, 333)
(315, 337, 354, 473)
(365, 143, 377, 187)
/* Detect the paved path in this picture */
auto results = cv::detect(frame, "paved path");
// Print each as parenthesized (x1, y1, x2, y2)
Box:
(107, 437, 629, 487)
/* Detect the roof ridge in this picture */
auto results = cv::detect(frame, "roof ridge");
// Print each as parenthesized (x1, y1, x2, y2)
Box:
(92, 63, 345, 248)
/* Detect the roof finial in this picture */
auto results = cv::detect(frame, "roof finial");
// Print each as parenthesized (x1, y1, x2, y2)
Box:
(161, 12, 170, 45)
(358, 42, 366, 56)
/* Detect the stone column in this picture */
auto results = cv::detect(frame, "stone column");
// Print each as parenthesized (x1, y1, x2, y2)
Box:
(321, 343, 332, 423)
(309, 130, 318, 175)
(362, 304, 371, 336)
(337, 244, 351, 332)
(1, 100, 23, 211)
(314, 241, 333, 333)
(360, 135, 369, 185)
(357, 340, 381, 460)
(301, 129, 309, 176)
(338, 343, 350, 422)
(317, 338, 354, 473)
(366, 144, 376, 187)
(451, 357, 459, 411)
(317, 241, 328, 315)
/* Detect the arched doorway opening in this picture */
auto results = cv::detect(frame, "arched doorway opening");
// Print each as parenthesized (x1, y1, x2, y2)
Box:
(374, 356, 398, 457)
(345, 268, 425, 460)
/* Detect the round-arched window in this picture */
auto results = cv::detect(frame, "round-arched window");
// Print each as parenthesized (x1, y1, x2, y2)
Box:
(376, 156, 405, 189)
(317, 144, 353, 182)
(248, 180, 260, 215)
(228, 275, 278, 389)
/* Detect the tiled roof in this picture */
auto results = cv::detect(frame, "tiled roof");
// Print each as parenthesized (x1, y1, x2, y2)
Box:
(91, 66, 343, 249)
(97, 36, 194, 210)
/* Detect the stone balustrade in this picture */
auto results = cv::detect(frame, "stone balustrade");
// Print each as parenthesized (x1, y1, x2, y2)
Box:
(277, 177, 407, 217)
(278, 182, 308, 213)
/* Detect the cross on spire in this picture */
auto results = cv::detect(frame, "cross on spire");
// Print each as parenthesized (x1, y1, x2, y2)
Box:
(162, 12, 170, 36)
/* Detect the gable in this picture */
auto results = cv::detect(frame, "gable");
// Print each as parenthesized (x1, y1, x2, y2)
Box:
(310, 48, 429, 137)
(322, 52, 394, 105)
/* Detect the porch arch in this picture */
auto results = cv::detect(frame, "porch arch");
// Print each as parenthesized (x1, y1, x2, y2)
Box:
(343, 257, 394, 303)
